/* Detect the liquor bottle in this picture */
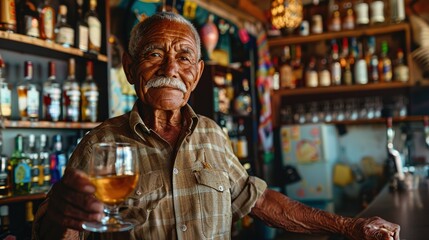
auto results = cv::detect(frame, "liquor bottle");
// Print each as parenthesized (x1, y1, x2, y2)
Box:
(55, 5, 74, 47)
(18, 0, 40, 38)
(25, 201, 34, 238)
(50, 134, 66, 184)
(328, 4, 341, 32)
(38, 134, 50, 191)
(378, 41, 393, 82)
(17, 61, 40, 121)
(75, 0, 89, 52)
(0, 54, 11, 119)
(340, 37, 351, 85)
(305, 57, 318, 88)
(0, 205, 10, 232)
(0, 0, 16, 32)
(81, 61, 99, 122)
(342, 2, 355, 30)
(348, 37, 359, 83)
(393, 48, 409, 82)
(279, 46, 295, 89)
(85, 0, 102, 54)
(63, 58, 81, 122)
(354, 41, 368, 84)
(236, 118, 248, 160)
(292, 45, 304, 88)
(330, 41, 342, 85)
(391, 0, 406, 23)
(43, 61, 62, 122)
(354, 0, 369, 26)
(26, 134, 40, 193)
(0, 138, 11, 197)
(10, 134, 32, 195)
(233, 78, 252, 116)
(366, 36, 379, 83)
(318, 56, 331, 87)
(38, 0, 55, 41)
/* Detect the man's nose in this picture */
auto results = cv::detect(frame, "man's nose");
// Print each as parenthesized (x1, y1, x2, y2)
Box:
(158, 57, 180, 78)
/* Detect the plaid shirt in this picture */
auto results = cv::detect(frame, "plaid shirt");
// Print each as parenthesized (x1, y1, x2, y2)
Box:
(33, 103, 267, 240)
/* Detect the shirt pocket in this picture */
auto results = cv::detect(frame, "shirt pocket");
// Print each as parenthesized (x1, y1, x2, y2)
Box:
(194, 168, 232, 238)
(123, 170, 166, 224)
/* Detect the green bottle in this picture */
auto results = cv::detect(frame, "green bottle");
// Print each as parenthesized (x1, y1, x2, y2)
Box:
(10, 134, 32, 195)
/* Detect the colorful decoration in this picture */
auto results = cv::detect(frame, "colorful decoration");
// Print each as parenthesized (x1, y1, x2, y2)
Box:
(199, 14, 219, 60)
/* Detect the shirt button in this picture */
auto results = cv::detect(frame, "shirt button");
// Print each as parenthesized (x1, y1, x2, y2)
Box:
(180, 224, 187, 232)
(173, 168, 179, 175)
(136, 190, 142, 195)
(218, 185, 224, 191)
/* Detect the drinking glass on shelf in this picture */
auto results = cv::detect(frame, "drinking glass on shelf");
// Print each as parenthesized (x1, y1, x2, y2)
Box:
(82, 142, 139, 232)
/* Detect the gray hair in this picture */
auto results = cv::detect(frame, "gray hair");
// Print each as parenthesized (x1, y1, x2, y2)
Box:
(128, 12, 202, 60)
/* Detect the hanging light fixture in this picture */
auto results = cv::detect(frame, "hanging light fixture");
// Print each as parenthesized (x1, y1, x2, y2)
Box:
(271, 0, 303, 30)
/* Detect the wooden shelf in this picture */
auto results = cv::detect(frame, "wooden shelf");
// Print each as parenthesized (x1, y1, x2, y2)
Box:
(0, 31, 107, 62)
(3, 120, 101, 129)
(330, 115, 427, 125)
(271, 81, 412, 97)
(268, 22, 411, 47)
(0, 192, 47, 205)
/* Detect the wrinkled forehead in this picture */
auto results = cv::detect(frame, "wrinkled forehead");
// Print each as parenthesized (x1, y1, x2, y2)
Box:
(142, 19, 198, 46)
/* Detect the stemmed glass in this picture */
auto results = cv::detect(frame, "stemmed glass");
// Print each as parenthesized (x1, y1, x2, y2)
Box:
(82, 142, 139, 232)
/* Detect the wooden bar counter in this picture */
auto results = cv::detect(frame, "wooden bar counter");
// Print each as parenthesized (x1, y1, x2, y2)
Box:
(277, 182, 429, 240)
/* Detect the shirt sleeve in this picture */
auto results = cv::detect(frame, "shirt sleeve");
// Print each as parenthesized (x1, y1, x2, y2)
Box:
(224, 140, 267, 221)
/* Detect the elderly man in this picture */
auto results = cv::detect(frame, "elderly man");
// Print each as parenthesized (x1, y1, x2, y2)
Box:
(33, 12, 399, 240)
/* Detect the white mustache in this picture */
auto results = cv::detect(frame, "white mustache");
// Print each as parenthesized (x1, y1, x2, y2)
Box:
(145, 76, 187, 93)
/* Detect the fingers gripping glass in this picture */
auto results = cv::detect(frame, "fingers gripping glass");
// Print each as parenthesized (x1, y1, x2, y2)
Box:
(82, 142, 139, 232)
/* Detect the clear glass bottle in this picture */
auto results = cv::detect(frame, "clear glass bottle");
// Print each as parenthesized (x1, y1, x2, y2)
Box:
(233, 78, 252, 116)
(292, 45, 304, 88)
(81, 61, 99, 122)
(50, 134, 66, 184)
(393, 48, 409, 82)
(38, 0, 55, 41)
(340, 37, 350, 85)
(354, 41, 368, 84)
(0, 0, 17, 32)
(318, 56, 331, 87)
(10, 134, 32, 195)
(63, 58, 81, 122)
(38, 134, 50, 191)
(55, 5, 74, 47)
(0, 137, 11, 197)
(85, 0, 102, 54)
(17, 61, 40, 121)
(0, 54, 12, 119)
(279, 46, 294, 89)
(75, 0, 89, 52)
(26, 134, 40, 193)
(366, 36, 379, 83)
(305, 57, 318, 87)
(43, 61, 62, 122)
(19, 0, 40, 38)
(330, 41, 342, 85)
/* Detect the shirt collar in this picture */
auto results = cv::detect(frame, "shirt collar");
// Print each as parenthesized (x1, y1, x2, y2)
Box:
(129, 101, 199, 134)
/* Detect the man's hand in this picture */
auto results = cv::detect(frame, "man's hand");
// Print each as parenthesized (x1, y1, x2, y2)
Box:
(346, 216, 400, 240)
(44, 168, 104, 231)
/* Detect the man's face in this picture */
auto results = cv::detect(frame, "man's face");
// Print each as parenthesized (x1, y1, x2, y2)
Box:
(127, 20, 204, 111)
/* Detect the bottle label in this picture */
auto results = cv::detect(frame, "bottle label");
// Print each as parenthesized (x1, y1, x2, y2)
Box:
(0, 84, 11, 117)
(318, 70, 331, 86)
(27, 87, 39, 118)
(355, 60, 368, 84)
(88, 16, 101, 50)
(85, 90, 99, 102)
(56, 27, 75, 46)
(280, 65, 294, 89)
(42, 8, 55, 39)
(14, 162, 31, 184)
(236, 139, 248, 159)
(331, 62, 341, 85)
(383, 64, 392, 82)
(24, 16, 39, 38)
(394, 65, 409, 82)
(78, 25, 89, 51)
(305, 71, 318, 87)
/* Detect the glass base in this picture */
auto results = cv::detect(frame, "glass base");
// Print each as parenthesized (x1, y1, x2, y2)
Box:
(82, 218, 135, 232)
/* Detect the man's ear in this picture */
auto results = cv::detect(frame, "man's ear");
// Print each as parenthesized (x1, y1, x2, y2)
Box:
(122, 52, 135, 85)
(191, 60, 204, 91)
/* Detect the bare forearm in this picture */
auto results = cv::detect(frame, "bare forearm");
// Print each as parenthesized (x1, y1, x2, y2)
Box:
(250, 189, 351, 236)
